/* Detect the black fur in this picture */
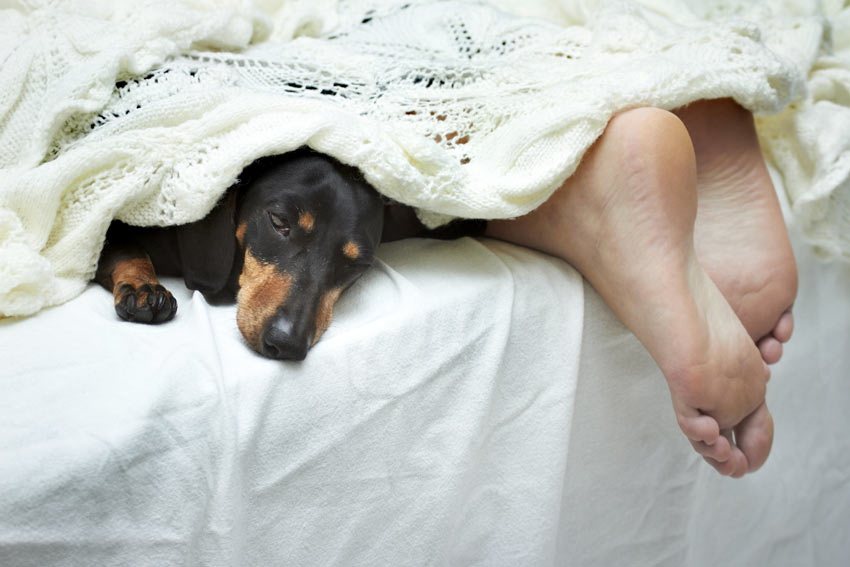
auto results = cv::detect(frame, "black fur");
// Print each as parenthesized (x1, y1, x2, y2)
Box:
(96, 148, 484, 359)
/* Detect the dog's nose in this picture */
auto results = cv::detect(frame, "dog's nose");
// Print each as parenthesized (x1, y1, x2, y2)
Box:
(261, 318, 310, 361)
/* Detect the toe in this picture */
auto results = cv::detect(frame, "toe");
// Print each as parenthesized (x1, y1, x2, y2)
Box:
(734, 401, 774, 473)
(113, 282, 176, 324)
(117, 293, 136, 320)
(691, 435, 731, 463)
(727, 448, 750, 478)
(773, 310, 794, 343)
(758, 336, 783, 365)
(703, 456, 733, 476)
(704, 429, 752, 477)
(151, 285, 177, 323)
(712, 431, 750, 477)
(704, 452, 745, 477)
(676, 406, 720, 446)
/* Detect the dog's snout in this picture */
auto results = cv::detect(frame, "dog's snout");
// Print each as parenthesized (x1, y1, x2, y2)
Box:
(261, 318, 310, 361)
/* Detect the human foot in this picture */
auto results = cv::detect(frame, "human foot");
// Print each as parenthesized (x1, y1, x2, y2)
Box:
(675, 99, 798, 365)
(486, 108, 772, 476)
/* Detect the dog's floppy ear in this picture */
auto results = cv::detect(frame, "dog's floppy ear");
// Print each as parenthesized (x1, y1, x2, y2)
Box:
(175, 191, 238, 297)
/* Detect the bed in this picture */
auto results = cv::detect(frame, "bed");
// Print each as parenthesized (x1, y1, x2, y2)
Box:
(2, 203, 849, 566)
(3, 0, 850, 564)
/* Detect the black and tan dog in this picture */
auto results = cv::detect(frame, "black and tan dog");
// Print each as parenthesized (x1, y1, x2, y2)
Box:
(96, 150, 386, 360)
(96, 149, 483, 360)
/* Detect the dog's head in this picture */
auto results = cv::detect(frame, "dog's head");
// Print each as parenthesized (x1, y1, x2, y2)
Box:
(234, 151, 384, 360)
(179, 150, 384, 360)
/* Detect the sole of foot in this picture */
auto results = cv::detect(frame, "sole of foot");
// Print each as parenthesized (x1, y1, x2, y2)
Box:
(676, 99, 798, 366)
(487, 107, 773, 476)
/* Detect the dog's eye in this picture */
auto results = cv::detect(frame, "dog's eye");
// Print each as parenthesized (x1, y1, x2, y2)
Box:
(268, 212, 291, 237)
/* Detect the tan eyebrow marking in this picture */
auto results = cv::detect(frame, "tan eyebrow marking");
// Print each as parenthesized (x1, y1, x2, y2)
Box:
(236, 222, 247, 246)
(343, 241, 360, 260)
(298, 212, 314, 232)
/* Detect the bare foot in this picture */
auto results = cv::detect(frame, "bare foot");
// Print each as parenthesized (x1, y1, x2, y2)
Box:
(486, 108, 772, 476)
(676, 99, 798, 365)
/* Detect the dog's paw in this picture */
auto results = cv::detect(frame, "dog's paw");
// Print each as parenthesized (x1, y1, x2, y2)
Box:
(114, 282, 177, 323)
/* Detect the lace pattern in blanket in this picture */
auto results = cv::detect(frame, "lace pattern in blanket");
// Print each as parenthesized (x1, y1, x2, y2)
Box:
(0, 0, 837, 317)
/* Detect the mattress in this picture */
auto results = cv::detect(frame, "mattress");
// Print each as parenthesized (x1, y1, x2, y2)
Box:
(1, 228, 848, 566)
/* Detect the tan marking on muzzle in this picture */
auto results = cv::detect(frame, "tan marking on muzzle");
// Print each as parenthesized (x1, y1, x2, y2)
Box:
(298, 212, 315, 232)
(313, 288, 343, 345)
(237, 250, 293, 351)
(236, 222, 247, 246)
(343, 241, 360, 260)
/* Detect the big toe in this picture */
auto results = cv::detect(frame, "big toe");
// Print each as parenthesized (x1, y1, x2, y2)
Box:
(734, 401, 774, 474)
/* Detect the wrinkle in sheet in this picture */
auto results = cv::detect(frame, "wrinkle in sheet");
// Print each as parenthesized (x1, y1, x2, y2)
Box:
(180, 291, 246, 566)
(438, 241, 582, 567)
(0, 284, 246, 565)
(248, 326, 501, 495)
(1, 238, 588, 567)
(317, 254, 419, 345)
(0, 432, 203, 549)
(348, 239, 517, 401)
(240, 244, 537, 567)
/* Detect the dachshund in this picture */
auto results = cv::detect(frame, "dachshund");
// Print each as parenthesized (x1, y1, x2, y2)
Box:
(95, 149, 484, 360)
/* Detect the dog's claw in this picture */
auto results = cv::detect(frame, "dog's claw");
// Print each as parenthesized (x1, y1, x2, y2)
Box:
(114, 282, 177, 324)
(153, 292, 166, 311)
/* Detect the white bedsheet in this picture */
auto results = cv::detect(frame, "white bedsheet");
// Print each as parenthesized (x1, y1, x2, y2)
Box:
(0, 238, 585, 566)
(1, 229, 849, 566)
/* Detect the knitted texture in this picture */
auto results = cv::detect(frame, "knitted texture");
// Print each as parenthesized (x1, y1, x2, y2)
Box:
(0, 0, 846, 317)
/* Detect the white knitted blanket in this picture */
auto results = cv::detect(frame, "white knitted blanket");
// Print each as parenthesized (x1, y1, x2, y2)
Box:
(1, 0, 848, 317)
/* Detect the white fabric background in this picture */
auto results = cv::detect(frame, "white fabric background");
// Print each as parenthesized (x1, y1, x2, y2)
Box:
(0, 238, 585, 566)
(1, 229, 849, 566)
(1, 1, 849, 564)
